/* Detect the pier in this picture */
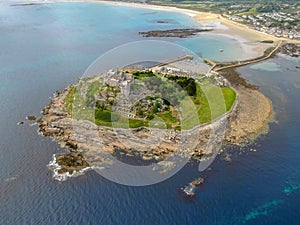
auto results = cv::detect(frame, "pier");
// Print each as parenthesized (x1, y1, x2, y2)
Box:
(149, 54, 194, 70)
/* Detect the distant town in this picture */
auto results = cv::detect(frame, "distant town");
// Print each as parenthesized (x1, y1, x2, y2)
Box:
(226, 11, 300, 40)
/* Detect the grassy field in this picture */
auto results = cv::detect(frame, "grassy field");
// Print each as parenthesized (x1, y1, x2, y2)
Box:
(94, 109, 180, 129)
(181, 84, 236, 128)
(64, 77, 236, 130)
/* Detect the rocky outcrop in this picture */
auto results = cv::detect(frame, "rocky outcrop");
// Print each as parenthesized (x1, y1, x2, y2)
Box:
(138, 28, 213, 38)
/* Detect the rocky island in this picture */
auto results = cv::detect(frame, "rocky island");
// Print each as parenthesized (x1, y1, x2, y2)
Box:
(38, 58, 273, 181)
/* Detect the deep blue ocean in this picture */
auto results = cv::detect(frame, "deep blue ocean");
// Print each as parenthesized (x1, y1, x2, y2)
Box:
(0, 2, 300, 224)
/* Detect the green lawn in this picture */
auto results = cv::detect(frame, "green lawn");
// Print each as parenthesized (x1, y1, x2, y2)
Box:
(222, 87, 237, 111)
(180, 84, 236, 128)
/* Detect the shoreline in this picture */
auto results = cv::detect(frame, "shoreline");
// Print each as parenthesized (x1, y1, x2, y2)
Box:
(225, 85, 273, 146)
(24, 0, 291, 60)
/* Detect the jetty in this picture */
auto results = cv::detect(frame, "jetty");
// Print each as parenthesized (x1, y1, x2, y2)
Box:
(149, 54, 193, 70)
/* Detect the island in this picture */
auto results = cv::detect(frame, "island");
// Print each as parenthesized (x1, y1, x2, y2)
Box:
(36, 1, 299, 182)
(38, 52, 273, 181)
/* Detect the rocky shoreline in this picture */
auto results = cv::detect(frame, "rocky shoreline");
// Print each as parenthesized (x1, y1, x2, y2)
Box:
(138, 28, 213, 38)
(225, 87, 273, 145)
(220, 68, 273, 145)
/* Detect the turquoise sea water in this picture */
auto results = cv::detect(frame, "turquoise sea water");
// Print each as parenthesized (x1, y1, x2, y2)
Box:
(0, 2, 300, 224)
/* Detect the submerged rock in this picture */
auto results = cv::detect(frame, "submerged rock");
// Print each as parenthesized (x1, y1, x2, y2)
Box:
(156, 20, 168, 24)
(48, 153, 91, 181)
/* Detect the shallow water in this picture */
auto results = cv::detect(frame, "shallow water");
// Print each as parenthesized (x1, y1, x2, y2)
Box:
(0, 2, 300, 224)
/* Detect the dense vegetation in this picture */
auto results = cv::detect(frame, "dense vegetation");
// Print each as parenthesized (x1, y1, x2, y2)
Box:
(132, 70, 155, 79)
(166, 76, 197, 96)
